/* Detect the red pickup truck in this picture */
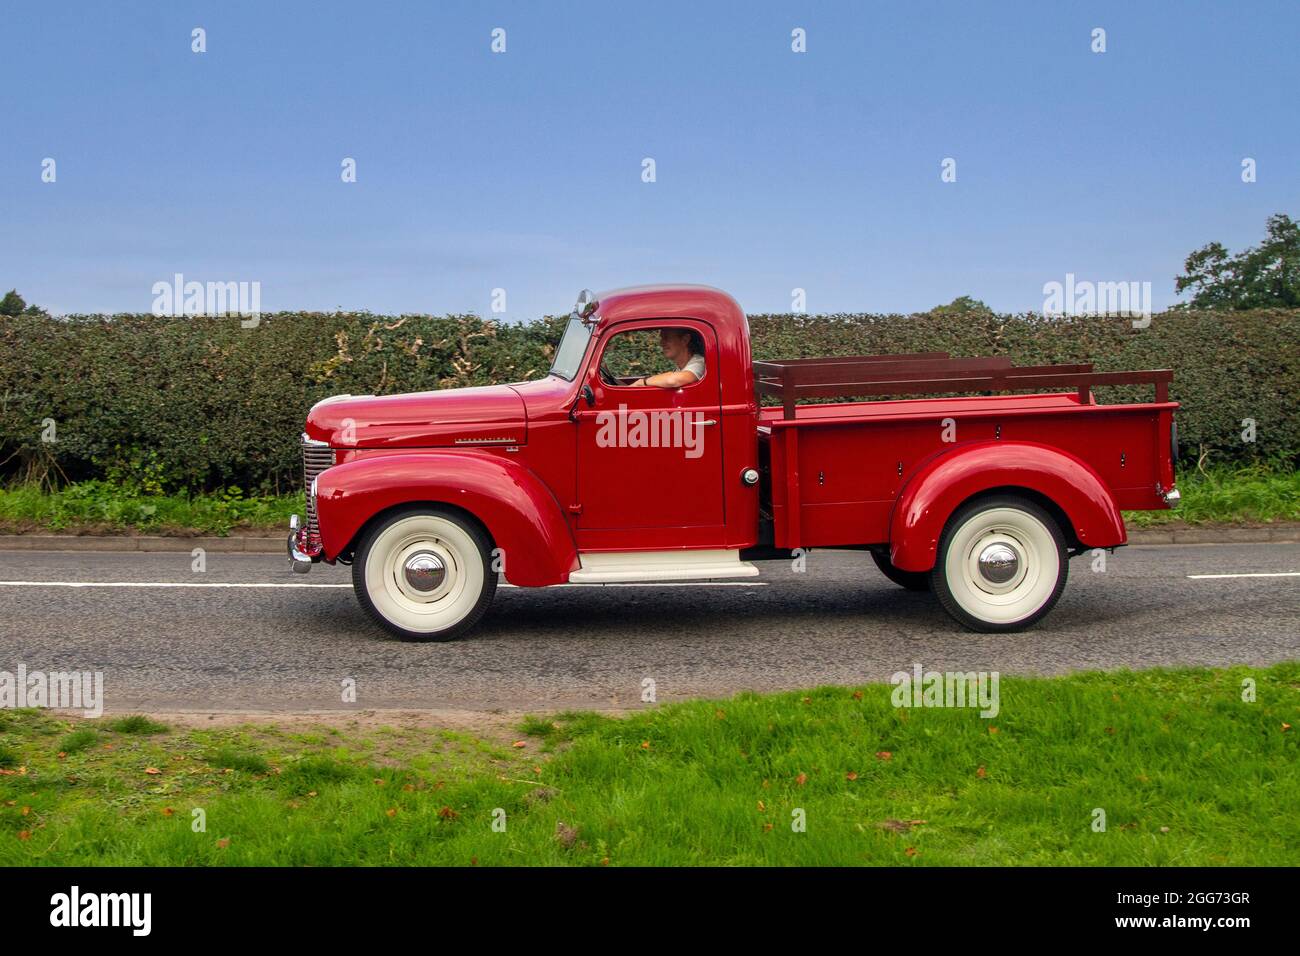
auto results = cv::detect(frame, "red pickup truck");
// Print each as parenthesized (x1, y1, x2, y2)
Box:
(288, 285, 1179, 640)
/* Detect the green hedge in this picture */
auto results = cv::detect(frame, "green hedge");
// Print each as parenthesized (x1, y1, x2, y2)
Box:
(0, 309, 1294, 493)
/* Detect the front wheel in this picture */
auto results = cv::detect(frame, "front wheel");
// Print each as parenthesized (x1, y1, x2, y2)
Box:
(352, 506, 497, 641)
(931, 495, 1068, 632)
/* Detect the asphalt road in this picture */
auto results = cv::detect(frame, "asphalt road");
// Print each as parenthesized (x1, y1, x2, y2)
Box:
(1, 544, 1296, 714)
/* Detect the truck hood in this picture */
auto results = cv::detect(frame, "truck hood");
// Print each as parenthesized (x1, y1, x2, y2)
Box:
(304, 385, 527, 448)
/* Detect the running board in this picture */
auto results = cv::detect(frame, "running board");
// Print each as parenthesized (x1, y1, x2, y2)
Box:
(568, 549, 761, 584)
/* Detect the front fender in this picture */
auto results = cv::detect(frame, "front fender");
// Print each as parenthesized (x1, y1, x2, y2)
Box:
(889, 441, 1126, 572)
(314, 451, 578, 587)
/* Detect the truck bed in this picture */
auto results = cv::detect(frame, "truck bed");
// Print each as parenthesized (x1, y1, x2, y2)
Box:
(754, 354, 1177, 550)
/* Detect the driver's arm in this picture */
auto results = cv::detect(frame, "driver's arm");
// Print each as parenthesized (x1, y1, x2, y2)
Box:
(634, 370, 699, 388)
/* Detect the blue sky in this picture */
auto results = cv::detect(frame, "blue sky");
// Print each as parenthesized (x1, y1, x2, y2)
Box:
(2, 0, 1296, 319)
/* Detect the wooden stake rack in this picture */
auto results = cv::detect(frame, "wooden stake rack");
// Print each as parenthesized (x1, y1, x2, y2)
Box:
(753, 353, 1173, 420)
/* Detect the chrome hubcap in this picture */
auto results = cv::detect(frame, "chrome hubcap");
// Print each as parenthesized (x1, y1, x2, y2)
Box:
(977, 543, 1019, 585)
(403, 552, 446, 592)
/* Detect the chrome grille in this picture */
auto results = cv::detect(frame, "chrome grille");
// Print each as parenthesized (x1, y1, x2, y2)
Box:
(302, 436, 334, 537)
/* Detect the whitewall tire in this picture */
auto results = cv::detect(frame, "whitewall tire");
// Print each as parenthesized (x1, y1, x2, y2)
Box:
(352, 507, 497, 642)
(931, 495, 1068, 632)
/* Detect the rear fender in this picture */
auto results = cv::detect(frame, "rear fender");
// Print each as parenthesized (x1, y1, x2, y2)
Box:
(889, 441, 1125, 572)
(314, 452, 578, 586)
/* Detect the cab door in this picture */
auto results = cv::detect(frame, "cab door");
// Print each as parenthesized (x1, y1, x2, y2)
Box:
(573, 319, 725, 550)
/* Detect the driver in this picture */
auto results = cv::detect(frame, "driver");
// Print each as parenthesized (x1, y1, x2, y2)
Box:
(632, 328, 705, 388)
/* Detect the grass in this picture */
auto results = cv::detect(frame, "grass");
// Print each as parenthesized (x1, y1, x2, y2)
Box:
(107, 715, 170, 735)
(202, 746, 271, 775)
(1123, 462, 1299, 527)
(0, 480, 298, 536)
(0, 464, 1293, 537)
(1, 665, 1297, 866)
(56, 729, 99, 755)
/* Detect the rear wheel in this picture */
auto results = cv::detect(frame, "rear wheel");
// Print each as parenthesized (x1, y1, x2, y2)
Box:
(352, 506, 497, 641)
(931, 495, 1068, 632)
(871, 550, 931, 591)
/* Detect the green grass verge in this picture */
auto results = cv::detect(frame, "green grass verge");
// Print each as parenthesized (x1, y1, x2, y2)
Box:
(1123, 463, 1299, 527)
(2, 665, 1297, 865)
(0, 465, 1293, 536)
(0, 480, 299, 535)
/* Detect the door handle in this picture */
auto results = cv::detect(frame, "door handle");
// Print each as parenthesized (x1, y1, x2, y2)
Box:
(697, 419, 718, 426)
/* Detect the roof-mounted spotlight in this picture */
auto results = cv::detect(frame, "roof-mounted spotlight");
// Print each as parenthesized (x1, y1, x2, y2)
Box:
(574, 289, 599, 323)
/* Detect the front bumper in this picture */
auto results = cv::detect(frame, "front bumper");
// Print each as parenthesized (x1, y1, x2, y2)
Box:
(287, 514, 324, 573)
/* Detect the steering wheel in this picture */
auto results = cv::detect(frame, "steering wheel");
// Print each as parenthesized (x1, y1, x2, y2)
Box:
(598, 362, 619, 386)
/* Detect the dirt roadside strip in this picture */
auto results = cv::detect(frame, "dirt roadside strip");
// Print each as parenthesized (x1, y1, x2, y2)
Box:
(55, 708, 542, 739)
(0, 524, 1298, 552)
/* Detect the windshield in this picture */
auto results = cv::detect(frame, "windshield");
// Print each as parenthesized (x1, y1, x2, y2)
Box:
(549, 315, 593, 381)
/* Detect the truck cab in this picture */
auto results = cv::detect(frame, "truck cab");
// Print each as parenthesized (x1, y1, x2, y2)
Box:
(551, 284, 762, 556)
(289, 285, 1178, 640)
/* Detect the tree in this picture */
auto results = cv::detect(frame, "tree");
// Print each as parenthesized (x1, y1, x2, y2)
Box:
(928, 295, 992, 317)
(0, 289, 26, 316)
(1176, 213, 1300, 309)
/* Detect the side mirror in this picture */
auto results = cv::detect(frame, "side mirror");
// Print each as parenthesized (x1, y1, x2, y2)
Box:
(569, 383, 596, 424)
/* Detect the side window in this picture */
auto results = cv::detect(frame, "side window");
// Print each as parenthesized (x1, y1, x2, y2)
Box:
(598, 326, 708, 388)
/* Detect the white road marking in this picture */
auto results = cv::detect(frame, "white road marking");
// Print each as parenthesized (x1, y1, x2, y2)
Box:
(0, 580, 352, 589)
(1186, 572, 1300, 579)
(0, 579, 768, 590)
